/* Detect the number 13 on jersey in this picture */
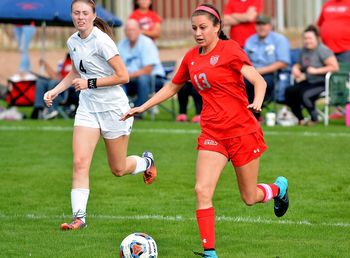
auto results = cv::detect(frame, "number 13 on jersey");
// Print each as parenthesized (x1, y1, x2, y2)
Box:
(194, 73, 211, 91)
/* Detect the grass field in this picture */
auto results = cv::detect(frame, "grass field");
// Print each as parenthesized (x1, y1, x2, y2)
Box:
(0, 117, 350, 258)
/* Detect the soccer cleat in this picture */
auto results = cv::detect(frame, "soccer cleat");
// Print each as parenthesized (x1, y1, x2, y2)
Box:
(60, 218, 86, 230)
(273, 176, 289, 217)
(142, 151, 157, 185)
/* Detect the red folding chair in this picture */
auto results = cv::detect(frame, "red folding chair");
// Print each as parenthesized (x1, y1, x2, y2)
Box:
(6, 79, 36, 106)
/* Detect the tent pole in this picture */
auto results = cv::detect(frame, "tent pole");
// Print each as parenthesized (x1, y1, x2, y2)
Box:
(39, 21, 46, 75)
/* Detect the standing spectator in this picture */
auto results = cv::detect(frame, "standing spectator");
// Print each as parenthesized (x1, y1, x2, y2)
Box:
(285, 25, 339, 125)
(44, 0, 157, 230)
(244, 15, 290, 120)
(223, 0, 263, 47)
(176, 81, 203, 123)
(118, 19, 165, 112)
(317, 0, 350, 63)
(13, 22, 36, 74)
(129, 0, 162, 40)
(122, 4, 289, 258)
(317, 0, 350, 119)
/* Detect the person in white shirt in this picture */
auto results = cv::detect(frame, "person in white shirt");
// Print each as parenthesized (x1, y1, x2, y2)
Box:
(44, 0, 157, 230)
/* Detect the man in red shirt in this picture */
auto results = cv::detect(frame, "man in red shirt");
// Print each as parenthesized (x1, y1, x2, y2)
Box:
(223, 0, 263, 47)
(317, 0, 350, 62)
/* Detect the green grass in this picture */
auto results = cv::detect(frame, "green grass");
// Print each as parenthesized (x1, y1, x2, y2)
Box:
(0, 118, 349, 258)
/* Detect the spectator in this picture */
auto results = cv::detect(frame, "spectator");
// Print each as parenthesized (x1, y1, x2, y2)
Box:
(129, 0, 161, 40)
(223, 0, 263, 47)
(118, 19, 165, 113)
(317, 0, 350, 63)
(176, 81, 202, 123)
(31, 53, 77, 119)
(285, 25, 339, 125)
(13, 23, 36, 75)
(244, 15, 290, 119)
(317, 0, 350, 120)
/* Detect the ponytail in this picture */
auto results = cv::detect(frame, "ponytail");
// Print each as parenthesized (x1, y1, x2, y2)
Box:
(218, 30, 229, 40)
(94, 17, 114, 39)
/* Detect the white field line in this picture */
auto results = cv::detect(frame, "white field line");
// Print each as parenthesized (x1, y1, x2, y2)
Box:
(0, 213, 349, 228)
(0, 125, 350, 137)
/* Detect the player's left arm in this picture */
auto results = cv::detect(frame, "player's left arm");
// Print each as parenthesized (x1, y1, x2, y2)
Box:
(242, 64, 267, 112)
(72, 55, 129, 90)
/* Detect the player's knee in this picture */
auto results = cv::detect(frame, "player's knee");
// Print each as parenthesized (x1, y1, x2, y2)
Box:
(241, 194, 257, 206)
(73, 156, 89, 174)
(195, 184, 212, 202)
(110, 165, 126, 177)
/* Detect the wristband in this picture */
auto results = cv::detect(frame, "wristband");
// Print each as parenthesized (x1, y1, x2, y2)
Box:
(87, 78, 97, 89)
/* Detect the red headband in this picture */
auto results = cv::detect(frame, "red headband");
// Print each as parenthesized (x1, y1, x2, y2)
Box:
(195, 6, 220, 22)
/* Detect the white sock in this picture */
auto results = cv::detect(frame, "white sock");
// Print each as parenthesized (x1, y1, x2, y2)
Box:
(130, 155, 148, 175)
(71, 188, 90, 223)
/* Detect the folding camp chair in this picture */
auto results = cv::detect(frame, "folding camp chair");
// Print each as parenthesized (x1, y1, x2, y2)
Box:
(149, 60, 177, 120)
(324, 62, 350, 126)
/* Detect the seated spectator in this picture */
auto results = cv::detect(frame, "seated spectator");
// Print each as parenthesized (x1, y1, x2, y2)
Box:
(244, 15, 290, 120)
(285, 25, 339, 125)
(31, 53, 77, 119)
(129, 0, 161, 40)
(176, 81, 202, 123)
(118, 19, 165, 113)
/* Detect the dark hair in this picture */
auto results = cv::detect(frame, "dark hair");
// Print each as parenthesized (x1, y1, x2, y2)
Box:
(133, 0, 153, 10)
(303, 24, 320, 37)
(71, 0, 114, 39)
(192, 3, 229, 40)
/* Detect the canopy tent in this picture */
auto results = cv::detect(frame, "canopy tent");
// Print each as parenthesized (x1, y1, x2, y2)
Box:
(0, 0, 122, 27)
(0, 0, 123, 74)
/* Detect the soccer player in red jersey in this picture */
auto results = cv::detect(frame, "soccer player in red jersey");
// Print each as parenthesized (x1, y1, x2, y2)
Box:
(122, 4, 289, 257)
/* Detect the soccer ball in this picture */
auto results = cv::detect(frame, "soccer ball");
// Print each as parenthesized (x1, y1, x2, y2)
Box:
(119, 232, 158, 258)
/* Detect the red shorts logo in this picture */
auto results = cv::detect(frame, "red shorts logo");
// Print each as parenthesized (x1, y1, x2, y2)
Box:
(204, 139, 218, 146)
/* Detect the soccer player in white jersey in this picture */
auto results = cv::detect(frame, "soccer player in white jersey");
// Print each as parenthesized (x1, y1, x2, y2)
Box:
(44, 0, 157, 230)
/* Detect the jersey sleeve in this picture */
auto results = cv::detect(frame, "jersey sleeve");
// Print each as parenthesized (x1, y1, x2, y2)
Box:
(98, 35, 119, 62)
(172, 52, 191, 85)
(229, 41, 252, 71)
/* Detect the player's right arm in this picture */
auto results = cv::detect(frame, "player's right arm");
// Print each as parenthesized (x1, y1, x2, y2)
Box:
(44, 62, 80, 107)
(121, 81, 183, 120)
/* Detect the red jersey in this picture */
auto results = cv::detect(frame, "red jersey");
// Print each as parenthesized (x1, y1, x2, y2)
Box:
(129, 9, 162, 32)
(223, 0, 263, 47)
(317, 0, 350, 53)
(172, 40, 260, 139)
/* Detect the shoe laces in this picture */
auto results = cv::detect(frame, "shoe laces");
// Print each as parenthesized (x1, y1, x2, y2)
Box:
(193, 251, 210, 257)
(73, 209, 86, 220)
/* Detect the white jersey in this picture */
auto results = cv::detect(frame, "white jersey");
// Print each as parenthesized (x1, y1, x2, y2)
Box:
(67, 26, 129, 112)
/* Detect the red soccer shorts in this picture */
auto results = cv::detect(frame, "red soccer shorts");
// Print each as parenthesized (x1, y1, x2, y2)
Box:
(197, 129, 267, 167)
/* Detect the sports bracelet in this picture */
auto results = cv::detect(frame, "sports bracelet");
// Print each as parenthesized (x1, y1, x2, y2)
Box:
(87, 78, 97, 89)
